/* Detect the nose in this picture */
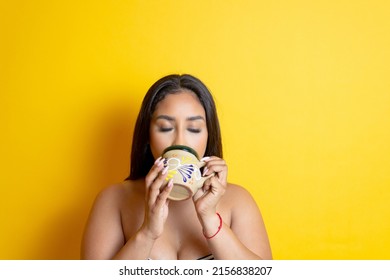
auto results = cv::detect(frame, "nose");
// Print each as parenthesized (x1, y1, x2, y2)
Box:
(172, 130, 186, 146)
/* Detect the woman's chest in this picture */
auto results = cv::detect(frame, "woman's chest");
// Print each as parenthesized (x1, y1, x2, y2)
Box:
(120, 199, 211, 259)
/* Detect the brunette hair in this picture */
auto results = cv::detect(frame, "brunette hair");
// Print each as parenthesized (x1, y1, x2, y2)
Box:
(126, 74, 222, 180)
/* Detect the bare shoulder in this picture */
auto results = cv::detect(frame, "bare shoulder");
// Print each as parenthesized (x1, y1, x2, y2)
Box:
(81, 180, 144, 259)
(218, 182, 261, 223)
(222, 183, 273, 259)
(225, 182, 252, 195)
(223, 182, 258, 208)
(96, 182, 126, 199)
(94, 180, 143, 206)
(84, 180, 144, 230)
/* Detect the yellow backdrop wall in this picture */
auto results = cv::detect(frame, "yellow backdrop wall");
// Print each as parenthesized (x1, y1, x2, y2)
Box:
(1, 0, 389, 259)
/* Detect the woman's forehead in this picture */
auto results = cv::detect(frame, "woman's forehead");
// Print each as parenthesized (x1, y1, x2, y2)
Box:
(153, 91, 205, 117)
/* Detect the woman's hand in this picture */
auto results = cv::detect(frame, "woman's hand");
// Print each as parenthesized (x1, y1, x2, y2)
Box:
(193, 156, 228, 218)
(140, 157, 173, 240)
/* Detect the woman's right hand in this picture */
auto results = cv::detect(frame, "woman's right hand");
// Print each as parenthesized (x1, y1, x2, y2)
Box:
(140, 157, 173, 240)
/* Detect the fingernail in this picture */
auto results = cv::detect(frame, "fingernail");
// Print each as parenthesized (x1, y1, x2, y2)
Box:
(167, 179, 173, 188)
(201, 157, 210, 162)
(203, 167, 209, 176)
(162, 166, 169, 175)
(154, 156, 162, 164)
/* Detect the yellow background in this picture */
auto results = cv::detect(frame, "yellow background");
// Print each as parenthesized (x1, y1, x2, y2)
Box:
(1, 0, 389, 259)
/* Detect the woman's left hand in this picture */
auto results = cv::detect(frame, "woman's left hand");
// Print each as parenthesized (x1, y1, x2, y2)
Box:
(193, 156, 227, 218)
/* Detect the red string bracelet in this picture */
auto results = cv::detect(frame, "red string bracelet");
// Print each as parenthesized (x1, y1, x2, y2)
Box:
(203, 212, 222, 239)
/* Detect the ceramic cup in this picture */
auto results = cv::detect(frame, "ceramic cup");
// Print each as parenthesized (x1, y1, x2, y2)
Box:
(162, 145, 213, 201)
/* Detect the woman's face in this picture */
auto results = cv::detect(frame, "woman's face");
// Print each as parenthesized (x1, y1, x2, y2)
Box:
(149, 90, 208, 160)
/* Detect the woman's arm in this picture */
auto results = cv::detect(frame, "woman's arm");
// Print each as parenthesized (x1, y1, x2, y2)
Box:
(202, 184, 272, 260)
(194, 156, 272, 260)
(81, 185, 155, 259)
(81, 157, 173, 260)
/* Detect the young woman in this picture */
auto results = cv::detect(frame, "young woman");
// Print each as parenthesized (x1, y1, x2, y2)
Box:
(81, 74, 272, 260)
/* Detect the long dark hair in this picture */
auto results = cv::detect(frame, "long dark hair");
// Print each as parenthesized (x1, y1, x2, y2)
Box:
(126, 74, 222, 180)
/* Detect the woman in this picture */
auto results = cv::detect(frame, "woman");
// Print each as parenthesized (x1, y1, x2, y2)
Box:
(81, 74, 272, 260)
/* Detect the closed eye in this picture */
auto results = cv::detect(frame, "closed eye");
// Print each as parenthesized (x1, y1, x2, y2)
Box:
(159, 127, 173, 132)
(188, 128, 201, 133)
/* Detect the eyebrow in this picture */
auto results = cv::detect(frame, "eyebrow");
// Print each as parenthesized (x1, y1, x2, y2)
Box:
(155, 115, 205, 122)
(187, 116, 205, 121)
(156, 115, 175, 121)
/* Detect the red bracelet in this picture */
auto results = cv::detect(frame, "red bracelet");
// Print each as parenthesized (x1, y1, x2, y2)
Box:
(203, 212, 222, 239)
